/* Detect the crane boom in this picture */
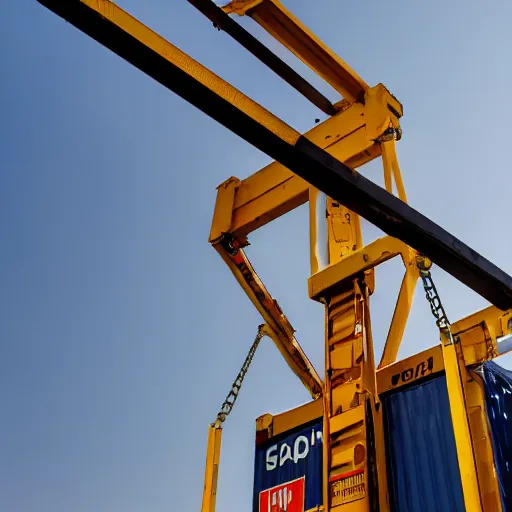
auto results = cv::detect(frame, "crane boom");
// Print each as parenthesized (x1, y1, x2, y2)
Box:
(36, 0, 512, 309)
(32, 1, 512, 511)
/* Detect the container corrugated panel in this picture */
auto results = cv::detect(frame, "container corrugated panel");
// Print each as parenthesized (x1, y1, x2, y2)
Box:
(382, 375, 465, 512)
(253, 419, 322, 512)
(478, 361, 512, 511)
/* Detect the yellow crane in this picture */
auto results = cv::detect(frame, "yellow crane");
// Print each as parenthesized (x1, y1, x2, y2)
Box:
(34, 1, 512, 511)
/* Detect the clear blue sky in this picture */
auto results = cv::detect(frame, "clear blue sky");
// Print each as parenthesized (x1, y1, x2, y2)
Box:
(2, 1, 512, 510)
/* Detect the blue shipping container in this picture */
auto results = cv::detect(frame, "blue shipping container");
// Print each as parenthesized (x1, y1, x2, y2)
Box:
(253, 361, 512, 511)
(382, 375, 465, 512)
(253, 419, 323, 512)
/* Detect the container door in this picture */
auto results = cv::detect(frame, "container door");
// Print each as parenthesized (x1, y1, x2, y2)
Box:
(382, 375, 465, 512)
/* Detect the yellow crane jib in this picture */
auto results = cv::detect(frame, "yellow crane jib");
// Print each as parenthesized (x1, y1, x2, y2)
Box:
(35, 0, 512, 309)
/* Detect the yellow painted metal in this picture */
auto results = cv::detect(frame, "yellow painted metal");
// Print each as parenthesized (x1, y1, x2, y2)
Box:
(451, 304, 512, 509)
(309, 187, 324, 276)
(323, 283, 364, 507)
(379, 258, 419, 368)
(463, 364, 503, 511)
(209, 177, 241, 242)
(201, 424, 223, 512)
(364, 85, 403, 138)
(376, 345, 444, 395)
(255, 398, 323, 437)
(222, 0, 368, 102)
(377, 304, 512, 393)
(67, 0, 301, 145)
(309, 231, 419, 370)
(308, 236, 410, 301)
(327, 198, 363, 264)
(222, 0, 264, 15)
(469, 379, 504, 511)
(442, 337, 483, 512)
(381, 140, 407, 202)
(322, 280, 389, 512)
(213, 242, 323, 398)
(329, 404, 365, 436)
(228, 173, 309, 240)
(314, 182, 369, 509)
(315, 175, 389, 511)
(453, 304, 511, 337)
(452, 305, 512, 363)
(209, 91, 400, 242)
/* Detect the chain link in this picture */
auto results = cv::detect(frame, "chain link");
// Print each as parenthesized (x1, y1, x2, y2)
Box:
(215, 325, 266, 427)
(416, 255, 454, 344)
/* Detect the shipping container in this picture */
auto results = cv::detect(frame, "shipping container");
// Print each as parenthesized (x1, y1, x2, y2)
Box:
(381, 359, 512, 511)
(253, 400, 323, 512)
(253, 360, 512, 512)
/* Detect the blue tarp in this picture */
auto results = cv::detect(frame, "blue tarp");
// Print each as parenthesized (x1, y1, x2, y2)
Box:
(253, 419, 323, 512)
(479, 361, 512, 511)
(382, 375, 465, 512)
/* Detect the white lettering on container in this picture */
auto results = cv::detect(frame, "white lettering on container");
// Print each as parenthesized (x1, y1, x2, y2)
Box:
(265, 427, 322, 471)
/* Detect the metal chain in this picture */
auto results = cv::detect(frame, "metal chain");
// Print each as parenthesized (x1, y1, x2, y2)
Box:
(416, 255, 454, 344)
(215, 325, 266, 427)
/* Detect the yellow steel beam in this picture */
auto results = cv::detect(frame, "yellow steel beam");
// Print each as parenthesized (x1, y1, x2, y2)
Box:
(382, 140, 407, 202)
(308, 236, 409, 300)
(209, 89, 400, 242)
(38, 1, 512, 308)
(255, 398, 322, 437)
(37, 0, 301, 143)
(221, 130, 376, 241)
(379, 260, 419, 368)
(453, 304, 512, 364)
(213, 241, 323, 398)
(326, 195, 364, 264)
(377, 345, 444, 395)
(201, 424, 222, 512)
(209, 170, 308, 244)
(377, 304, 512, 393)
(442, 337, 483, 512)
(209, 177, 242, 242)
(377, 282, 512, 371)
(465, 369, 504, 512)
(309, 235, 421, 370)
(188, 0, 338, 116)
(223, 0, 369, 102)
(453, 304, 512, 339)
